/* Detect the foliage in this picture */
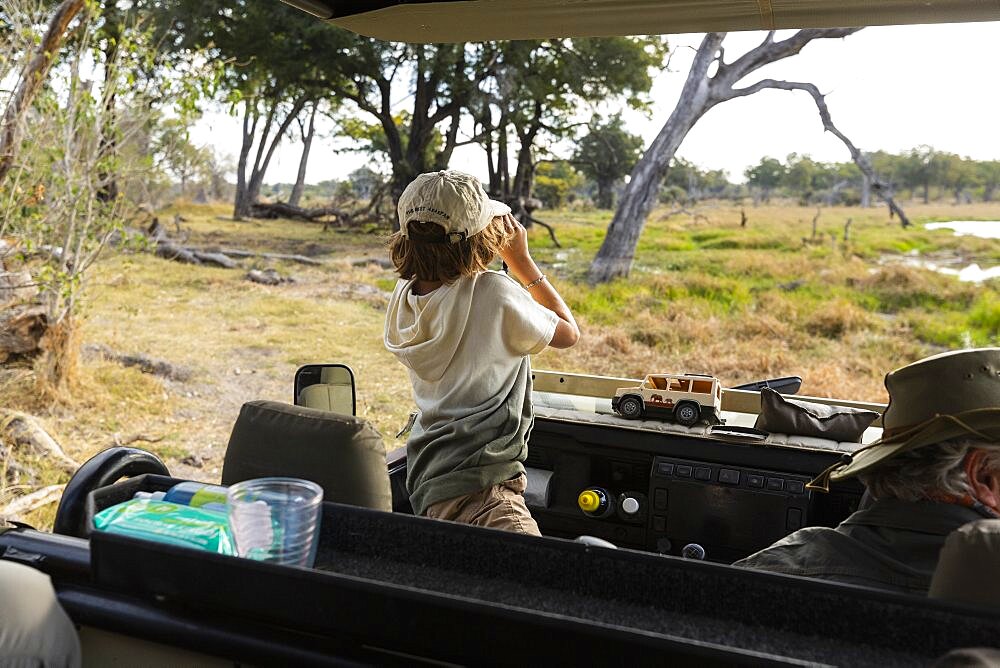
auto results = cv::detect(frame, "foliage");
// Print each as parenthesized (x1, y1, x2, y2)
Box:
(533, 161, 584, 209)
(0, 8, 211, 391)
(155, 0, 352, 216)
(662, 158, 740, 203)
(745, 157, 787, 201)
(152, 117, 213, 196)
(483, 37, 668, 201)
(572, 115, 643, 209)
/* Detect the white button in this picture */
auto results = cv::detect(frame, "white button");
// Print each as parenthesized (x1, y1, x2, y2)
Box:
(622, 497, 640, 514)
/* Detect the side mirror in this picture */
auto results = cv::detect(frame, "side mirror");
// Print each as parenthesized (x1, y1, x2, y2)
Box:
(294, 364, 357, 416)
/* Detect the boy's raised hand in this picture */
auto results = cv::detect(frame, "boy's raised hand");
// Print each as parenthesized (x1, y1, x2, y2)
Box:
(498, 213, 531, 267)
(496, 214, 580, 349)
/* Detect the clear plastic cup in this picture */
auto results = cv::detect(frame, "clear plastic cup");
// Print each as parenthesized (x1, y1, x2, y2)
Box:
(226, 477, 323, 568)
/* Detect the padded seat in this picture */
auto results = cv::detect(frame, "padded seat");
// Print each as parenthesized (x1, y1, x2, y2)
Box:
(222, 400, 392, 512)
(297, 366, 355, 414)
(929, 519, 1000, 608)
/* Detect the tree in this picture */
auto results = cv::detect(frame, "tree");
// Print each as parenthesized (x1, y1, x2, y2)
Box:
(588, 30, 917, 283)
(328, 41, 478, 213)
(482, 37, 667, 209)
(288, 101, 318, 208)
(745, 156, 787, 202)
(153, 118, 211, 196)
(159, 0, 351, 219)
(0, 11, 199, 392)
(345, 167, 385, 200)
(0, 0, 86, 188)
(978, 160, 1000, 202)
(573, 115, 644, 209)
(533, 161, 584, 209)
(939, 153, 977, 204)
(899, 145, 947, 203)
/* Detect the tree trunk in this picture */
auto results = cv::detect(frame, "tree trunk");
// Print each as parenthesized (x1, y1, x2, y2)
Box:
(96, 35, 119, 203)
(589, 29, 863, 283)
(589, 33, 723, 283)
(247, 97, 306, 208)
(596, 177, 614, 209)
(0, 0, 86, 188)
(233, 102, 257, 220)
(289, 102, 317, 208)
(498, 117, 510, 198)
(861, 173, 871, 207)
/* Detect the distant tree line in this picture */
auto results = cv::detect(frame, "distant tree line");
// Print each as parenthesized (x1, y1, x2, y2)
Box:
(466, 144, 1000, 211)
(744, 148, 1000, 206)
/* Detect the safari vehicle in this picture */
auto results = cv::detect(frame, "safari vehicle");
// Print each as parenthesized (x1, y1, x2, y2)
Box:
(3, 1, 1000, 666)
(612, 373, 722, 425)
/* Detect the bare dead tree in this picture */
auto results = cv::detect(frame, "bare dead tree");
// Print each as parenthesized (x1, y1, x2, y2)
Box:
(589, 29, 865, 283)
(0, 0, 86, 187)
(722, 78, 910, 228)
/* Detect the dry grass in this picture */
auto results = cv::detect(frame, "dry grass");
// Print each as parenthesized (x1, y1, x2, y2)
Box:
(3, 199, 999, 527)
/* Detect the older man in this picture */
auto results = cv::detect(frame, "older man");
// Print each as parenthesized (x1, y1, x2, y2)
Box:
(735, 347, 1000, 596)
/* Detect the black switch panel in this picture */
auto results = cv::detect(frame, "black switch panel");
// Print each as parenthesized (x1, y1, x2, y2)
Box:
(649, 456, 813, 562)
(718, 469, 740, 485)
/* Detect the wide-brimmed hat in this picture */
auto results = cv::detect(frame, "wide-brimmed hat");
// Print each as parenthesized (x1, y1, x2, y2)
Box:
(816, 348, 1000, 486)
(397, 170, 510, 243)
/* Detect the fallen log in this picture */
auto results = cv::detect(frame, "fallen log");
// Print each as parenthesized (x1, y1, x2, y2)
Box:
(83, 343, 192, 382)
(192, 250, 239, 269)
(195, 247, 322, 266)
(1, 484, 65, 520)
(0, 303, 46, 361)
(246, 269, 294, 286)
(0, 410, 77, 472)
(155, 241, 200, 264)
(250, 201, 351, 222)
(0, 270, 37, 306)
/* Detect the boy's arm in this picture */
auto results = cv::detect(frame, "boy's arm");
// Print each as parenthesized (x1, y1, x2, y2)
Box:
(498, 215, 580, 349)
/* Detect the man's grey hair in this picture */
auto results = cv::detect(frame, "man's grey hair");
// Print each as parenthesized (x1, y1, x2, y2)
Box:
(860, 438, 1000, 502)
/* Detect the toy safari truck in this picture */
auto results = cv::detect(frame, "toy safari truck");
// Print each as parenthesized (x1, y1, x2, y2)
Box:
(612, 373, 723, 425)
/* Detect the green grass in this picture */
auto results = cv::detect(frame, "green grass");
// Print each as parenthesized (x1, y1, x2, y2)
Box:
(5, 198, 1000, 528)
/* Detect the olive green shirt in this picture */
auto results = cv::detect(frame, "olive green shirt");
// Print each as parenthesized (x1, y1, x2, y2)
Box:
(734, 498, 985, 595)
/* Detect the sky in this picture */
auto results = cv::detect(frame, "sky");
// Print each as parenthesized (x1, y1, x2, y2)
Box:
(189, 21, 1000, 186)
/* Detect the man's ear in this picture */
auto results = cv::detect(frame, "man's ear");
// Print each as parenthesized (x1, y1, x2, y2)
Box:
(964, 449, 1000, 512)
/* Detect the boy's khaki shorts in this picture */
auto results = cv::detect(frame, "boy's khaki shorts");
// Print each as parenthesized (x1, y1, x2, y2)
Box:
(424, 473, 541, 536)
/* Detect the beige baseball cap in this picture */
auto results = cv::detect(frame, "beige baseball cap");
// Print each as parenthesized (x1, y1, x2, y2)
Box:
(397, 170, 511, 243)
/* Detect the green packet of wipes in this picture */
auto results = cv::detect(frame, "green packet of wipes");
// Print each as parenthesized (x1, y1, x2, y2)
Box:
(93, 499, 236, 556)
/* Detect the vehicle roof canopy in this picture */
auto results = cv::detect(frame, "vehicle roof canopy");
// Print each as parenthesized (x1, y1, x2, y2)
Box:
(283, 0, 1000, 43)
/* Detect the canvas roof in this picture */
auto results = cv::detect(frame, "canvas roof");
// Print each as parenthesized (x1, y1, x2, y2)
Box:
(281, 0, 1000, 43)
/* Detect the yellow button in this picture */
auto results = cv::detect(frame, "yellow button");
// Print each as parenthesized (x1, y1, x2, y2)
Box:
(578, 490, 601, 513)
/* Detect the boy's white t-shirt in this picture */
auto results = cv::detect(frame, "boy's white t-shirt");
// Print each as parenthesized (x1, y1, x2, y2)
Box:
(384, 270, 559, 515)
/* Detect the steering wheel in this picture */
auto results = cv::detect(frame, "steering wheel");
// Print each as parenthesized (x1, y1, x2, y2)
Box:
(53, 447, 170, 538)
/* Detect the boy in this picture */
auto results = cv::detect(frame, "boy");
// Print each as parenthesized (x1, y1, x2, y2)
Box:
(384, 170, 580, 535)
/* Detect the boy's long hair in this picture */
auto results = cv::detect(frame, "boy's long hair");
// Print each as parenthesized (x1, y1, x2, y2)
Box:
(388, 217, 509, 283)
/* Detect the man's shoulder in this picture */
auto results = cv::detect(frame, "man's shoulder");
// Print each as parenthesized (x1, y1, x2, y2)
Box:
(734, 526, 861, 575)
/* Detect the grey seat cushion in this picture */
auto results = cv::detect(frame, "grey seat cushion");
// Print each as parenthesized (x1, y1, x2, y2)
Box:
(222, 400, 391, 512)
(753, 387, 879, 443)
